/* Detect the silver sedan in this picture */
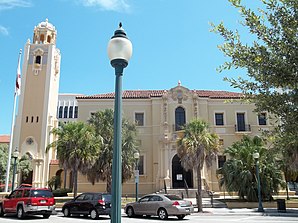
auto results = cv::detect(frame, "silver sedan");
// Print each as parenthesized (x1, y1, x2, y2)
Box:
(124, 194, 194, 220)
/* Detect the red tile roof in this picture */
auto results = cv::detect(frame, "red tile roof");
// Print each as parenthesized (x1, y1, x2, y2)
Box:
(77, 90, 243, 99)
(194, 90, 243, 99)
(0, 135, 10, 144)
(50, 160, 59, 165)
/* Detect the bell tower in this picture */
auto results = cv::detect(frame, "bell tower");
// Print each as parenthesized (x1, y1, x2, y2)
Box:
(13, 19, 61, 188)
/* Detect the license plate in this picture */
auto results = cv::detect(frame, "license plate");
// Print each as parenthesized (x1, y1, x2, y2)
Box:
(40, 200, 46, 203)
(185, 208, 190, 212)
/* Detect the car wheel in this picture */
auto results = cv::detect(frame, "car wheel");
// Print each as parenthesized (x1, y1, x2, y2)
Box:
(157, 208, 168, 220)
(126, 206, 135, 218)
(0, 204, 4, 217)
(90, 209, 98, 220)
(17, 206, 25, 219)
(63, 207, 70, 217)
(177, 214, 186, 220)
(43, 214, 51, 219)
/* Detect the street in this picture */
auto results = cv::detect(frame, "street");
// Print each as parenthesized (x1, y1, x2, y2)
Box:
(0, 211, 297, 223)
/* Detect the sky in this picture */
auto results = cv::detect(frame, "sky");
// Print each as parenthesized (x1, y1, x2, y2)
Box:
(0, 0, 262, 134)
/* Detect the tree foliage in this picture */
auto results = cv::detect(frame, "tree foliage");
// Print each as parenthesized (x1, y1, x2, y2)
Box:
(0, 144, 32, 188)
(0, 144, 8, 184)
(84, 109, 138, 193)
(47, 121, 100, 197)
(18, 154, 33, 181)
(177, 119, 219, 212)
(218, 135, 285, 201)
(211, 0, 298, 171)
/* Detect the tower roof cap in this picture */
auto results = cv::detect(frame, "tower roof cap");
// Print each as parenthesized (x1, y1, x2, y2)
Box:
(37, 18, 55, 30)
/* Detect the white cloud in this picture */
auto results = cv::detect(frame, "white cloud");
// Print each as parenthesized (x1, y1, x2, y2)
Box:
(79, 0, 131, 12)
(0, 0, 32, 11)
(0, 25, 9, 35)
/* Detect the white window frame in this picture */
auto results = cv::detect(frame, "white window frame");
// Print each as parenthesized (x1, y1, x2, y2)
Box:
(214, 110, 226, 126)
(257, 112, 268, 126)
(134, 111, 145, 126)
(138, 154, 146, 176)
(235, 111, 248, 124)
(235, 110, 249, 131)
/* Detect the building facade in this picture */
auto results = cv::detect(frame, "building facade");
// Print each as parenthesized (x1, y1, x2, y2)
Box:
(51, 83, 273, 196)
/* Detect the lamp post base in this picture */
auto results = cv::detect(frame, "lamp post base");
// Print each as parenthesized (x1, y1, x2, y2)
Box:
(257, 206, 264, 212)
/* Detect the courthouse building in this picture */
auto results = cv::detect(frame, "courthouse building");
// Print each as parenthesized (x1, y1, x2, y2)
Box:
(12, 19, 274, 196)
(52, 86, 273, 196)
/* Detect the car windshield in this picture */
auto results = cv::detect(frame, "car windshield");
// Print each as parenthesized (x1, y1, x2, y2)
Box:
(30, 190, 53, 198)
(164, 195, 183, 200)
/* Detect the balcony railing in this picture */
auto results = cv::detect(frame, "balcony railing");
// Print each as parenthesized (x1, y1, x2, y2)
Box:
(235, 124, 251, 132)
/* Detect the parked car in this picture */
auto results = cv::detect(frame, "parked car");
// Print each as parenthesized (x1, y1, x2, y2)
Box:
(0, 187, 55, 219)
(125, 193, 194, 220)
(62, 192, 112, 220)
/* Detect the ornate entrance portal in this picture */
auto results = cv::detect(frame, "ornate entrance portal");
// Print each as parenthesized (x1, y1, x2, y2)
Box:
(171, 154, 193, 189)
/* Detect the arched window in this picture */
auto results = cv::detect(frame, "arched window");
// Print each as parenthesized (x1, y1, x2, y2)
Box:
(175, 107, 186, 131)
(47, 35, 51, 43)
(40, 34, 45, 43)
(58, 106, 63, 118)
(35, 55, 41, 64)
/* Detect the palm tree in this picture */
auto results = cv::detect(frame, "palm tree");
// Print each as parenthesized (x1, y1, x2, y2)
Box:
(177, 119, 219, 212)
(47, 121, 100, 197)
(218, 135, 284, 201)
(85, 109, 138, 192)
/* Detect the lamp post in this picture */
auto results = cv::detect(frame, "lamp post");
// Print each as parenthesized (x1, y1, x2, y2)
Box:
(134, 152, 140, 202)
(253, 152, 264, 212)
(107, 23, 132, 223)
(11, 148, 19, 191)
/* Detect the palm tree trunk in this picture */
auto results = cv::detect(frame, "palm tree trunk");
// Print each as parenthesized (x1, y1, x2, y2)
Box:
(63, 168, 67, 189)
(197, 167, 203, 212)
(73, 168, 78, 198)
(107, 175, 112, 193)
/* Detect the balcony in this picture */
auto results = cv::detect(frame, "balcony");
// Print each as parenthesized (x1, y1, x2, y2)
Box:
(235, 124, 251, 133)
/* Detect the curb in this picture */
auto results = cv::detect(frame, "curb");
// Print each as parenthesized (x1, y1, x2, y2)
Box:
(190, 208, 298, 218)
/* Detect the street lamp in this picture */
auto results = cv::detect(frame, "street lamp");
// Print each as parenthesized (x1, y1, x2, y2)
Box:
(11, 148, 19, 191)
(134, 152, 140, 202)
(107, 23, 133, 223)
(253, 152, 264, 212)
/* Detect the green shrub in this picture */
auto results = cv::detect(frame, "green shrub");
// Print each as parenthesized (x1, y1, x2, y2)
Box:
(52, 188, 72, 197)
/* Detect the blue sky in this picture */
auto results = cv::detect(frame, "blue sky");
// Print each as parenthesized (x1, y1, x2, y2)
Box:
(0, 0, 260, 134)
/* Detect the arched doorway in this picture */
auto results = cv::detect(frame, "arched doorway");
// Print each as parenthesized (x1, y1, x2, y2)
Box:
(21, 170, 33, 185)
(172, 154, 193, 188)
(20, 152, 33, 185)
(55, 169, 63, 189)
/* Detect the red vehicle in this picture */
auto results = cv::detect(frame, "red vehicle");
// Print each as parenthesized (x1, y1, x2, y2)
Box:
(0, 187, 55, 219)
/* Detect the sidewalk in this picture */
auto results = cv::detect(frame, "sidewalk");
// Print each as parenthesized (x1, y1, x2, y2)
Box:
(192, 207, 298, 217)
(185, 197, 298, 217)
